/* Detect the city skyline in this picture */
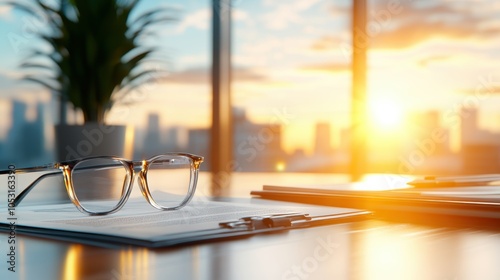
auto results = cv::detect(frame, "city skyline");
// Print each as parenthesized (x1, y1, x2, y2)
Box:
(0, 99, 51, 167)
(2, 97, 500, 156)
(1, 95, 499, 174)
(3, 0, 500, 156)
(2, 1, 500, 174)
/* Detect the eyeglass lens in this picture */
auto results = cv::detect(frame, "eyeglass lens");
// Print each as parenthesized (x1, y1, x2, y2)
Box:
(70, 155, 194, 213)
(71, 158, 130, 213)
(145, 155, 193, 208)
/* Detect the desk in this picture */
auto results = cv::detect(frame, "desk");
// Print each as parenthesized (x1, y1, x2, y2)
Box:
(2, 173, 500, 280)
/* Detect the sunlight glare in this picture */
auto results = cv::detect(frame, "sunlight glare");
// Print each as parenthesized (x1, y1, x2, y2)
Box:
(275, 161, 286, 172)
(369, 99, 404, 130)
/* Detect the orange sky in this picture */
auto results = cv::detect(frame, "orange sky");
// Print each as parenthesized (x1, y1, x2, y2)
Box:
(2, 0, 500, 155)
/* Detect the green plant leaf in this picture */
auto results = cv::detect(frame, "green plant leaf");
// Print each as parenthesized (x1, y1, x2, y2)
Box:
(10, 0, 175, 123)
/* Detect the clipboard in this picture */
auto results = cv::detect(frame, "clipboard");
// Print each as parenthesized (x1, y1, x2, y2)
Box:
(408, 174, 500, 188)
(0, 198, 370, 248)
(251, 183, 500, 229)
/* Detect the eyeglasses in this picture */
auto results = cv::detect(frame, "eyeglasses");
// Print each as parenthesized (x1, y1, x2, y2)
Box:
(1, 153, 203, 216)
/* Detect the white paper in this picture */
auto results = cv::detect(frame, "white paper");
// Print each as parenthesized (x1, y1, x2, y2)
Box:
(0, 197, 360, 247)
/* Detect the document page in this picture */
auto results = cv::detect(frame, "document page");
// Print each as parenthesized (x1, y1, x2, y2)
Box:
(0, 197, 366, 247)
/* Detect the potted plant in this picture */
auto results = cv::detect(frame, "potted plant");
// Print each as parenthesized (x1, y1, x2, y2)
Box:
(8, 0, 173, 160)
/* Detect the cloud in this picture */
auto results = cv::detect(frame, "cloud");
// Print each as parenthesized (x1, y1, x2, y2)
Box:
(310, 35, 346, 51)
(312, 1, 499, 51)
(262, 0, 322, 30)
(0, 72, 15, 90)
(232, 9, 248, 21)
(162, 67, 268, 84)
(368, 2, 484, 49)
(0, 69, 26, 95)
(0, 68, 23, 80)
(233, 67, 268, 82)
(371, 21, 477, 50)
(300, 62, 350, 73)
(327, 3, 350, 17)
(0, 69, 48, 101)
(174, 9, 210, 33)
(162, 67, 208, 84)
(0, 6, 12, 19)
(417, 55, 452, 67)
(461, 86, 500, 95)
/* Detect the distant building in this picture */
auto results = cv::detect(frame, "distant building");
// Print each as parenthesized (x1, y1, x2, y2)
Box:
(163, 127, 184, 152)
(25, 102, 46, 158)
(137, 114, 189, 157)
(338, 110, 457, 174)
(314, 122, 333, 155)
(0, 140, 4, 161)
(187, 128, 210, 170)
(183, 107, 288, 172)
(6, 100, 28, 159)
(233, 107, 285, 171)
(142, 113, 162, 157)
(461, 107, 499, 146)
(1, 100, 49, 166)
(460, 107, 500, 174)
(406, 110, 450, 155)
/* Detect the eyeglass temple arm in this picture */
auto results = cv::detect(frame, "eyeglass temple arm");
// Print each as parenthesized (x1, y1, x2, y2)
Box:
(0, 165, 61, 207)
(14, 171, 61, 206)
(6, 162, 132, 207)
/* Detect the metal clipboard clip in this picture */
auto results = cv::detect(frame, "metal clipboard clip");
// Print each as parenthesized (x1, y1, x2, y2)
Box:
(219, 213, 311, 230)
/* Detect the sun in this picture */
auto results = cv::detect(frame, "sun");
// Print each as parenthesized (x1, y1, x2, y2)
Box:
(368, 99, 404, 130)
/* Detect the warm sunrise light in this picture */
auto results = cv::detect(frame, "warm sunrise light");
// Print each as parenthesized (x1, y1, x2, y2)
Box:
(63, 245, 83, 280)
(276, 161, 286, 172)
(368, 99, 404, 131)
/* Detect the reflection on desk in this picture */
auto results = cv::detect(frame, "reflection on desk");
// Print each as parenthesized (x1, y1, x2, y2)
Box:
(1, 173, 500, 280)
(4, 220, 500, 280)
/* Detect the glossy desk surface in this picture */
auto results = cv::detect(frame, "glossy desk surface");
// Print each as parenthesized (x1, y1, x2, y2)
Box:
(2, 173, 500, 280)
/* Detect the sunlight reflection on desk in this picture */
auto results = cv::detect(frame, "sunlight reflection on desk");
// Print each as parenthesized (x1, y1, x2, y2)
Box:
(12, 220, 498, 280)
(4, 172, 500, 279)
(61, 245, 152, 279)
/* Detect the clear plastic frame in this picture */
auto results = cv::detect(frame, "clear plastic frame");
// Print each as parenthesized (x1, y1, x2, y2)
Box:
(0, 153, 204, 216)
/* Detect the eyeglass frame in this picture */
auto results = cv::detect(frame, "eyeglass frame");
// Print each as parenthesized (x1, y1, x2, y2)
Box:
(0, 153, 204, 216)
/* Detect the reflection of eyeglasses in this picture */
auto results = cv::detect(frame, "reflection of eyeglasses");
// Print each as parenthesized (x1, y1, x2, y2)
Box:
(1, 153, 204, 216)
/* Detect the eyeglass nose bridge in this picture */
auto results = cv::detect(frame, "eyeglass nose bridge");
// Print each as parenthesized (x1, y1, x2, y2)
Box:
(60, 165, 80, 207)
(135, 160, 158, 208)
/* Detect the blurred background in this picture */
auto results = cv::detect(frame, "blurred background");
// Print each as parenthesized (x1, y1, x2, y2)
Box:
(1, 0, 500, 178)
